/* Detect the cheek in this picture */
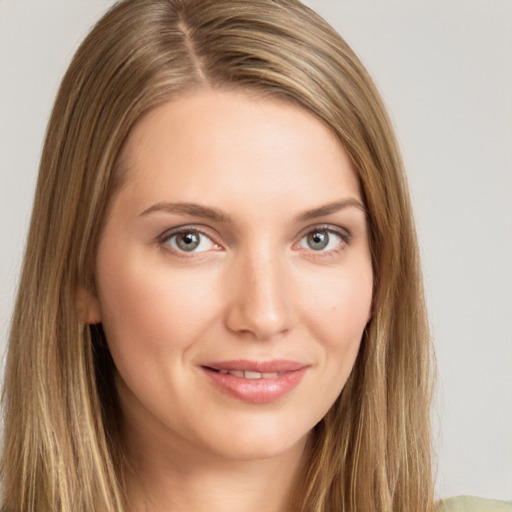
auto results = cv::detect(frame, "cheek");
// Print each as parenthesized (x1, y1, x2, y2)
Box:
(299, 265, 372, 345)
(287, 265, 372, 427)
(95, 251, 219, 367)
(298, 264, 372, 389)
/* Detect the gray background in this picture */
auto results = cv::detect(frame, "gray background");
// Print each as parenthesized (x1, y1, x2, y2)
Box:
(1, 0, 511, 501)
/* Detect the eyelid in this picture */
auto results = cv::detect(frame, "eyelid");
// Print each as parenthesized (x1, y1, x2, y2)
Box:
(155, 223, 351, 255)
(298, 223, 351, 242)
(157, 225, 223, 252)
(294, 224, 352, 254)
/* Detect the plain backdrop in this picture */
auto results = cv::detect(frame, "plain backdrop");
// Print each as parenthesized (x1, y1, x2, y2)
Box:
(1, 0, 511, 502)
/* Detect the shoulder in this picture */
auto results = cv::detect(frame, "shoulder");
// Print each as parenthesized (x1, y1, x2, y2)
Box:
(440, 496, 512, 512)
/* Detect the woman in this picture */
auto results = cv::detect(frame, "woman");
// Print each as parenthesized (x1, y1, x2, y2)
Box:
(1, 1, 508, 511)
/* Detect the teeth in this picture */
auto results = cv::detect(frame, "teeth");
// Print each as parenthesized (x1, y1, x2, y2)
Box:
(219, 370, 279, 379)
(244, 371, 261, 379)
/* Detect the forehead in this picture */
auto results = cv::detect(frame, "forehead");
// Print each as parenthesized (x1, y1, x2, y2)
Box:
(115, 88, 361, 216)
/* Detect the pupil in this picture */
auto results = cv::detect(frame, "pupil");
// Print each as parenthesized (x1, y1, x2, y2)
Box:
(177, 232, 200, 251)
(308, 231, 329, 250)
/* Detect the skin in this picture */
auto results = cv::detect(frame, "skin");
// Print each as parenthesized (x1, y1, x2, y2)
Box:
(83, 89, 373, 512)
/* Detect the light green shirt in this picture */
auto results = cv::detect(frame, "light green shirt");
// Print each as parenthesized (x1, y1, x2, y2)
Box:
(441, 496, 512, 512)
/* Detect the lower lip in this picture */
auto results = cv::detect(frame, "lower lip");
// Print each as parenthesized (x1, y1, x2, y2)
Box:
(202, 367, 307, 404)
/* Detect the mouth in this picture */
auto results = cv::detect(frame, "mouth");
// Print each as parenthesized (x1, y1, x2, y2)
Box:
(200, 360, 308, 403)
(208, 369, 282, 379)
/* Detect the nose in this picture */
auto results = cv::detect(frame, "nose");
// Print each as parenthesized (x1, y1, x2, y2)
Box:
(224, 249, 294, 340)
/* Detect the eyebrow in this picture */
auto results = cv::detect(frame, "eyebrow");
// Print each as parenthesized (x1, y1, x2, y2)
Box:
(295, 198, 366, 222)
(139, 202, 231, 222)
(139, 198, 366, 223)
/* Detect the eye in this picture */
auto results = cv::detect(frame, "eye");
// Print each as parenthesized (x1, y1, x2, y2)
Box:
(298, 228, 346, 252)
(164, 229, 217, 253)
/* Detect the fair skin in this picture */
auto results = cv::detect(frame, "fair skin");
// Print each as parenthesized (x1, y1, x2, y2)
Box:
(84, 89, 373, 512)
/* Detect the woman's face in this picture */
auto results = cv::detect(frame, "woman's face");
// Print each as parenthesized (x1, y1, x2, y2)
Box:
(88, 89, 373, 462)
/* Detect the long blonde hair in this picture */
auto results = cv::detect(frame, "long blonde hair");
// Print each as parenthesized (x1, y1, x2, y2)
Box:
(2, 1, 436, 511)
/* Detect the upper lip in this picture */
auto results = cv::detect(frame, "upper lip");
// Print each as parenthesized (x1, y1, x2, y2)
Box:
(202, 359, 307, 373)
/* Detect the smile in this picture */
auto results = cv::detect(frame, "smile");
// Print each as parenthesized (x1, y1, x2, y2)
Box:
(216, 369, 280, 379)
(201, 360, 308, 403)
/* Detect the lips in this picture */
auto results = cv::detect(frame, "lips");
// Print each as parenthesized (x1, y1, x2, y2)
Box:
(201, 359, 308, 403)
(216, 369, 280, 379)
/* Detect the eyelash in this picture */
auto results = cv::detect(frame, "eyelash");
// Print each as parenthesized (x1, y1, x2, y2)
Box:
(296, 225, 351, 258)
(157, 224, 351, 258)
(157, 226, 220, 256)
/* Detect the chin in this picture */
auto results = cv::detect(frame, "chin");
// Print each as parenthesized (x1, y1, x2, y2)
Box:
(218, 438, 308, 463)
(199, 418, 312, 462)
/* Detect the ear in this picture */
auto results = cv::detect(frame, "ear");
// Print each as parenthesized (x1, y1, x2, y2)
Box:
(76, 284, 102, 325)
